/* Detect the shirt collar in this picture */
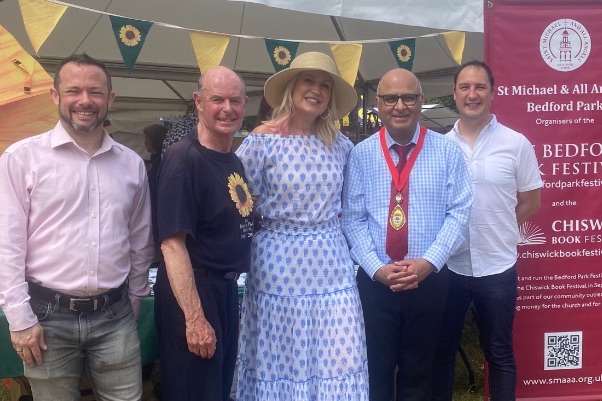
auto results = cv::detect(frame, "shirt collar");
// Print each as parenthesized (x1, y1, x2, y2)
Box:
(97, 130, 120, 155)
(49, 121, 120, 156)
(49, 122, 74, 148)
(384, 124, 421, 149)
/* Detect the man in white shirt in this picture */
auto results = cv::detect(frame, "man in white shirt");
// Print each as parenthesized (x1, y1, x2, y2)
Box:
(0, 53, 153, 401)
(431, 60, 542, 401)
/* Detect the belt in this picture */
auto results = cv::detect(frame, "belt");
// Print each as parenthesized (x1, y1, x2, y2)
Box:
(193, 267, 240, 281)
(28, 281, 126, 313)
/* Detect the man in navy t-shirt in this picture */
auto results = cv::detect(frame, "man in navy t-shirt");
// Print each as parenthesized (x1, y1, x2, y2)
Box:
(155, 66, 253, 401)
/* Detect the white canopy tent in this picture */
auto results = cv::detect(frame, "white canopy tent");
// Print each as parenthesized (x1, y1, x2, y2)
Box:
(0, 0, 483, 150)
(238, 0, 483, 32)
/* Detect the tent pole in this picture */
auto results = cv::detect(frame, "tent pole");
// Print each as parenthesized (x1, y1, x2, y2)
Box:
(362, 86, 368, 141)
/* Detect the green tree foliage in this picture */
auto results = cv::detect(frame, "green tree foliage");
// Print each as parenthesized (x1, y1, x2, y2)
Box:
(425, 94, 458, 114)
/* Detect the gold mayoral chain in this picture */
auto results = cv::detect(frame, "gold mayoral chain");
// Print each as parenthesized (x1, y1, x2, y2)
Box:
(379, 126, 427, 231)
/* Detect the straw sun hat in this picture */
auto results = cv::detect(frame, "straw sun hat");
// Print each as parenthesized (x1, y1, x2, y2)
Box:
(263, 52, 358, 120)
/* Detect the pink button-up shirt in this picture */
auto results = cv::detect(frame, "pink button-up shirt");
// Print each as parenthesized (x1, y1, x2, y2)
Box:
(0, 123, 154, 331)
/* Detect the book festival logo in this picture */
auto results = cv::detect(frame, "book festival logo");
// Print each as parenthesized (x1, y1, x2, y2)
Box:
(540, 19, 590, 72)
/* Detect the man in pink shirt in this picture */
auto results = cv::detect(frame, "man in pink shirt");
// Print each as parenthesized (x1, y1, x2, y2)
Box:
(0, 53, 154, 401)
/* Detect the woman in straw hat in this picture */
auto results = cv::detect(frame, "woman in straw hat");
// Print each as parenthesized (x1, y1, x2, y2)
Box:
(235, 52, 368, 400)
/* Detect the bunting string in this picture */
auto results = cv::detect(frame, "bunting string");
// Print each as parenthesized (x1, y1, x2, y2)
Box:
(20, 0, 465, 78)
(42, 0, 461, 44)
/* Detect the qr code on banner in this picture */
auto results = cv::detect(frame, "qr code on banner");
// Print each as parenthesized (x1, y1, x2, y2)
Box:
(544, 331, 582, 370)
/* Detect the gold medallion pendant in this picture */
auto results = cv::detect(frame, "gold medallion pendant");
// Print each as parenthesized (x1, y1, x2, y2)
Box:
(389, 204, 406, 230)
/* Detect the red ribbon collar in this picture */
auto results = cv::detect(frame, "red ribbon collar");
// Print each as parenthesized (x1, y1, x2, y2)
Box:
(379, 126, 427, 191)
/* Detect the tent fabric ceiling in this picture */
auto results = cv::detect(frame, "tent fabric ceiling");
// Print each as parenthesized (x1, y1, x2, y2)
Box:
(0, 0, 483, 111)
(236, 0, 484, 33)
(0, 25, 57, 152)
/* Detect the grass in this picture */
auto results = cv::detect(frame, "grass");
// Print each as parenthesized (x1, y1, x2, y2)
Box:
(0, 312, 485, 401)
(452, 309, 485, 401)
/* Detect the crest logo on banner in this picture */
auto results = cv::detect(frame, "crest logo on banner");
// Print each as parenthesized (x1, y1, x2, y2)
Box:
(540, 19, 591, 72)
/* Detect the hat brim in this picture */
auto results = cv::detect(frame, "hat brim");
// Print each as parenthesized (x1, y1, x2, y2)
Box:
(264, 67, 357, 120)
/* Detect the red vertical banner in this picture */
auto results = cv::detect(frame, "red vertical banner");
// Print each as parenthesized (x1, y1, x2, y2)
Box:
(485, 1, 602, 399)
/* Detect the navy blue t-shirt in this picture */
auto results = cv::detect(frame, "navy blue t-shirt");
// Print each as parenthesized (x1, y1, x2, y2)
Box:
(157, 129, 253, 273)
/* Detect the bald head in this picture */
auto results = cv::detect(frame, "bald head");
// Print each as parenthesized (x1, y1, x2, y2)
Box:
(376, 68, 424, 144)
(377, 68, 422, 95)
(193, 66, 248, 144)
(198, 66, 246, 96)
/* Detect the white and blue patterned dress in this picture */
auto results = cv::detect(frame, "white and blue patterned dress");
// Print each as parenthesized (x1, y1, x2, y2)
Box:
(235, 133, 368, 401)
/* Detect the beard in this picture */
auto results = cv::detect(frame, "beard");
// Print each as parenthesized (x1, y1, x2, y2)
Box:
(58, 100, 108, 134)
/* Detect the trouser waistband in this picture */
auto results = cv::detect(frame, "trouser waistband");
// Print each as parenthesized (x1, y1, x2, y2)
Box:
(192, 267, 240, 281)
(28, 281, 126, 313)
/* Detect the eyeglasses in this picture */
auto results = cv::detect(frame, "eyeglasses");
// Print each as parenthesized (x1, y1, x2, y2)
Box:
(377, 93, 422, 107)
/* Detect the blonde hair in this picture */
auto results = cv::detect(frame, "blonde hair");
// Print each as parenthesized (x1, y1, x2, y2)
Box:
(267, 73, 340, 146)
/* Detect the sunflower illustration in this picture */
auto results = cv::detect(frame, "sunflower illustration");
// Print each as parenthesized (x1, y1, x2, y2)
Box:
(397, 44, 412, 63)
(119, 25, 142, 47)
(273, 46, 292, 66)
(228, 173, 253, 217)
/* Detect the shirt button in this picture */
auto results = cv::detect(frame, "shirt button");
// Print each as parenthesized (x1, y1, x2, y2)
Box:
(91, 242, 97, 247)
(91, 213, 97, 218)
(91, 186, 96, 190)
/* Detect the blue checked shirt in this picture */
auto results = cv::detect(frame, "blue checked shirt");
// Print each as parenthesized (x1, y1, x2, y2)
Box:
(341, 125, 472, 278)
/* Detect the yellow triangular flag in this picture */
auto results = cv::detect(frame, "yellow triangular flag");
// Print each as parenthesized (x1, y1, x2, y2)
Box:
(442, 31, 466, 65)
(18, 0, 67, 53)
(189, 31, 230, 74)
(330, 43, 362, 86)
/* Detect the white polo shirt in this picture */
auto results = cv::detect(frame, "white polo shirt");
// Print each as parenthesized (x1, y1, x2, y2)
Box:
(446, 115, 543, 277)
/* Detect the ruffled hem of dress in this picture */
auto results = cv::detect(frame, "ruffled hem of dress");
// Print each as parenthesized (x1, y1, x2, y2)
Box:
(236, 368, 369, 401)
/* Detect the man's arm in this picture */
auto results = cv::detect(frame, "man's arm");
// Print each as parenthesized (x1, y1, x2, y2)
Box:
(0, 152, 47, 366)
(516, 188, 541, 226)
(341, 150, 386, 279)
(127, 161, 154, 320)
(515, 136, 543, 227)
(161, 232, 216, 359)
(420, 143, 472, 270)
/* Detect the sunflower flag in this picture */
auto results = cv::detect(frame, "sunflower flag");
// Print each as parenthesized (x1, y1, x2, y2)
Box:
(109, 16, 153, 73)
(265, 39, 299, 72)
(388, 39, 416, 71)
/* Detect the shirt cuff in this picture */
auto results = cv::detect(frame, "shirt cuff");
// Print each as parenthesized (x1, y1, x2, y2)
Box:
(422, 247, 447, 272)
(4, 302, 38, 332)
(129, 293, 144, 322)
(361, 253, 387, 279)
